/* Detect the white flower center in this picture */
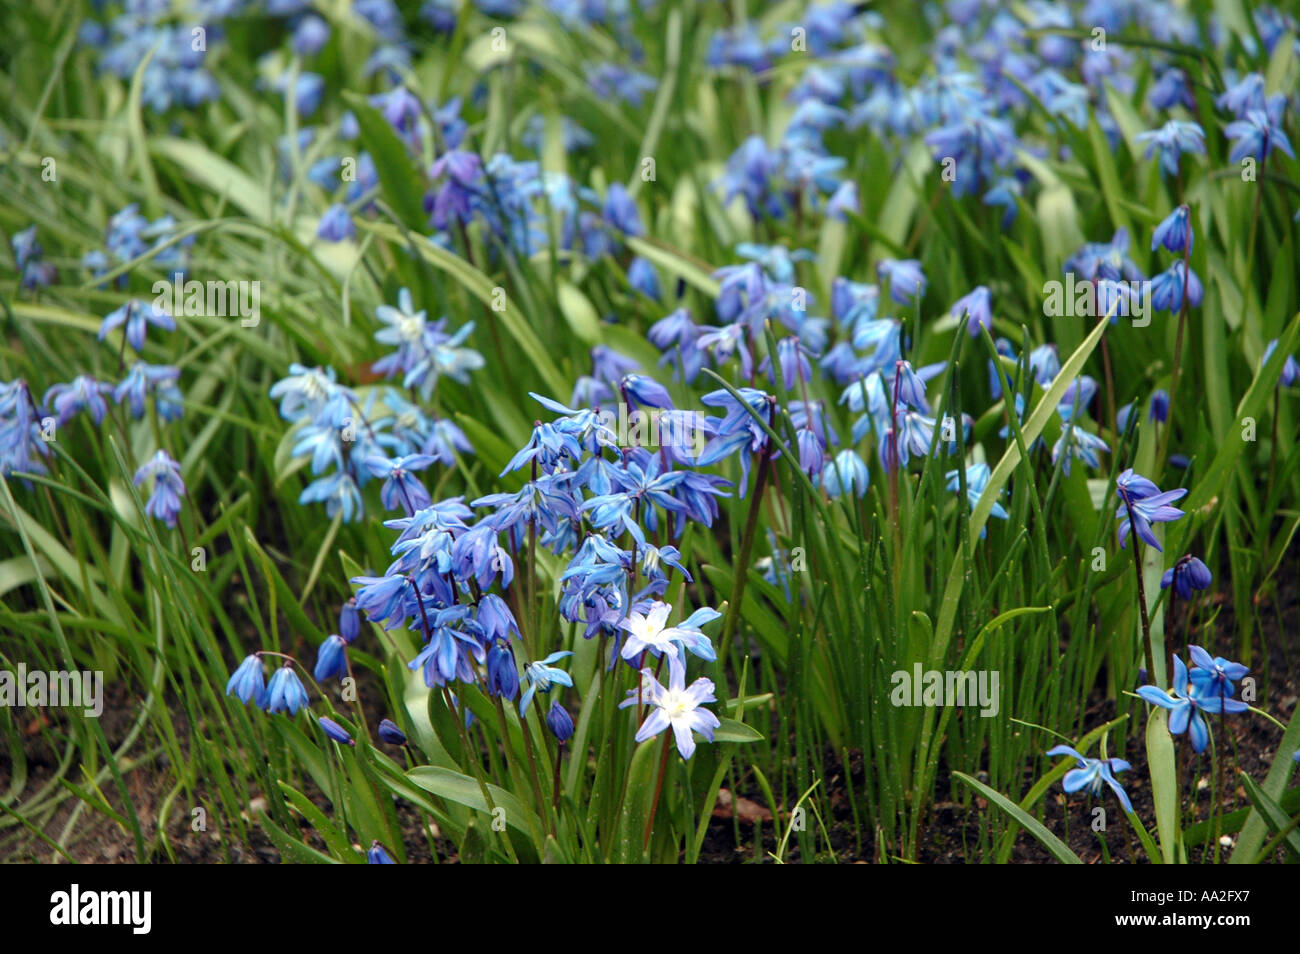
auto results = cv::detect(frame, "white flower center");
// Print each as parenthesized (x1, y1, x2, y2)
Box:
(660, 690, 690, 720)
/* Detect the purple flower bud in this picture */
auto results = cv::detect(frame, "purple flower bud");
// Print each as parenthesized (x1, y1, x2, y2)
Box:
(314, 634, 348, 682)
(486, 641, 519, 700)
(546, 700, 574, 743)
(317, 203, 355, 242)
(377, 718, 407, 745)
(318, 716, 354, 745)
(1160, 555, 1212, 598)
(1149, 389, 1169, 423)
(367, 841, 396, 863)
(621, 373, 673, 410)
(1151, 205, 1193, 254)
(340, 598, 360, 643)
(627, 256, 662, 300)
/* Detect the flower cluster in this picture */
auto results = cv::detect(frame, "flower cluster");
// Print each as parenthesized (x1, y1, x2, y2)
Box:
(1138, 651, 1250, 754)
(269, 289, 478, 523)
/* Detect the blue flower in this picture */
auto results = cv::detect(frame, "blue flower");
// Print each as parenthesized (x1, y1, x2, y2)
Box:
(1216, 73, 1266, 118)
(314, 634, 348, 682)
(545, 700, 574, 743)
(226, 655, 267, 707)
(827, 180, 859, 221)
(1115, 469, 1186, 551)
(1136, 656, 1219, 753)
(428, 150, 482, 230)
(1160, 554, 1212, 598)
(519, 650, 574, 715)
(1224, 107, 1295, 163)
(892, 360, 930, 411)
(601, 182, 644, 236)
(1052, 421, 1110, 476)
(1057, 376, 1097, 422)
(265, 663, 310, 715)
(1151, 205, 1193, 254)
(1149, 389, 1169, 423)
(946, 463, 1008, 535)
(1188, 645, 1249, 702)
(300, 472, 363, 523)
(877, 258, 927, 305)
(366, 453, 435, 515)
(820, 449, 869, 498)
(1135, 120, 1206, 177)
(1046, 744, 1134, 812)
(279, 72, 325, 117)
(1147, 68, 1195, 112)
(291, 14, 330, 55)
(760, 336, 814, 389)
(798, 427, 826, 476)
(587, 62, 657, 108)
(0, 379, 49, 478)
(619, 601, 690, 662)
(882, 409, 935, 471)
(698, 387, 774, 492)
(340, 598, 360, 643)
(98, 300, 176, 353)
(627, 256, 661, 300)
(620, 373, 673, 410)
(1150, 261, 1203, 312)
(1065, 228, 1145, 284)
(376, 718, 407, 745)
(486, 640, 519, 700)
(317, 203, 355, 241)
(318, 716, 354, 745)
(950, 285, 992, 338)
(1027, 345, 1060, 388)
(500, 421, 583, 477)
(113, 363, 180, 419)
(133, 450, 186, 528)
(11, 226, 42, 269)
(1261, 339, 1300, 387)
(620, 655, 721, 759)
(367, 841, 397, 864)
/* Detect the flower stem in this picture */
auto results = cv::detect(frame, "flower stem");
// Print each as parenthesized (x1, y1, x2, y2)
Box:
(718, 447, 771, 666)
(518, 710, 553, 836)
(643, 731, 674, 850)
(1123, 500, 1156, 681)
(1160, 241, 1192, 468)
(552, 740, 564, 811)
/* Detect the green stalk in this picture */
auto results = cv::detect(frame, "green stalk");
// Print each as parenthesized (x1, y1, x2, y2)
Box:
(717, 447, 772, 666)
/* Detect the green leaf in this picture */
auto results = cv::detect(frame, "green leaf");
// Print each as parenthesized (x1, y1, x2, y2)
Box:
(342, 92, 427, 231)
(1146, 709, 1181, 865)
(712, 718, 764, 744)
(152, 137, 270, 222)
(257, 810, 343, 864)
(1232, 695, 1300, 862)
(278, 781, 365, 863)
(953, 772, 1082, 864)
(1238, 770, 1300, 860)
(406, 766, 540, 841)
